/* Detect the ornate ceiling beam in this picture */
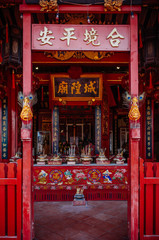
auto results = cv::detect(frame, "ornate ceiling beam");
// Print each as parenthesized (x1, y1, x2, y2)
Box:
(20, 4, 141, 14)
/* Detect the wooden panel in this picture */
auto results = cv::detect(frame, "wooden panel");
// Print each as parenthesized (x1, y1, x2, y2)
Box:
(140, 158, 144, 240)
(7, 163, 16, 236)
(0, 163, 6, 236)
(145, 162, 154, 235)
(17, 159, 22, 240)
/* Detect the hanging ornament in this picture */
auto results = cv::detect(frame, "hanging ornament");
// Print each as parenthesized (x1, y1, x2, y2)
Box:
(117, 85, 121, 102)
(139, 29, 143, 49)
(18, 92, 37, 122)
(149, 71, 153, 89)
(55, 12, 59, 23)
(6, 24, 8, 44)
(41, 86, 44, 101)
(87, 15, 90, 24)
(128, 97, 141, 121)
(0, 40, 2, 64)
(12, 69, 15, 89)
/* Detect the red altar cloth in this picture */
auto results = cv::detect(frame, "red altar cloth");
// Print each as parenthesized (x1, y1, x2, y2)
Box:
(33, 164, 128, 191)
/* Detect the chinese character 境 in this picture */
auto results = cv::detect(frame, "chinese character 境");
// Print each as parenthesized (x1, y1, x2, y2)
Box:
(37, 26, 55, 45)
(60, 28, 77, 46)
(84, 81, 97, 94)
(71, 81, 81, 95)
(107, 28, 124, 47)
(83, 28, 100, 46)
(57, 81, 68, 94)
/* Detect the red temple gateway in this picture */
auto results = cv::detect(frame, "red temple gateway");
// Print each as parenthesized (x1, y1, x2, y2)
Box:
(0, 0, 159, 240)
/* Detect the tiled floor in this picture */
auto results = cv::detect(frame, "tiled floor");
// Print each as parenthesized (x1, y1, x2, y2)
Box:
(34, 201, 128, 240)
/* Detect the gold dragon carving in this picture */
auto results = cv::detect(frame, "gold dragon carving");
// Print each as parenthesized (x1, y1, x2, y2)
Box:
(104, 0, 123, 12)
(39, 0, 58, 12)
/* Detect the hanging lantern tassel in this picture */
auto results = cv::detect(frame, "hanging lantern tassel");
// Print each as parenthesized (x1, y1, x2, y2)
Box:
(149, 71, 153, 90)
(0, 40, 2, 64)
(41, 86, 44, 101)
(117, 85, 121, 102)
(12, 69, 15, 89)
(139, 29, 143, 49)
(6, 24, 9, 44)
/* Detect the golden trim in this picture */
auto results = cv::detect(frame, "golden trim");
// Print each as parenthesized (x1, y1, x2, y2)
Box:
(44, 51, 114, 61)
(39, 0, 58, 12)
(104, 0, 123, 12)
(50, 73, 103, 102)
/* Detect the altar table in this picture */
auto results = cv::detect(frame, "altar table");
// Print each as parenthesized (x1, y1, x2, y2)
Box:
(33, 164, 128, 201)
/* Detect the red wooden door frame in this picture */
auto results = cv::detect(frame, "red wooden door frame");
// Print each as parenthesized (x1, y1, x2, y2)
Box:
(20, 4, 141, 240)
(129, 13, 140, 240)
(21, 12, 33, 240)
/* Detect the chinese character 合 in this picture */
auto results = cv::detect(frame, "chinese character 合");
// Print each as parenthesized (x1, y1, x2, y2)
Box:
(71, 81, 81, 95)
(84, 81, 97, 94)
(37, 26, 55, 46)
(60, 28, 77, 46)
(57, 81, 68, 94)
(83, 28, 100, 46)
(107, 28, 124, 47)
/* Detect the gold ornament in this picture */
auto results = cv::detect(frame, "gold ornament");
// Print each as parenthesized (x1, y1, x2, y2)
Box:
(104, 0, 123, 12)
(128, 97, 141, 121)
(20, 97, 33, 121)
(18, 92, 37, 122)
(39, 0, 58, 12)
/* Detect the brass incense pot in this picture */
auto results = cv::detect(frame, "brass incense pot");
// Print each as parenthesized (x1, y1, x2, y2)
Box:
(96, 148, 110, 164)
(80, 146, 93, 164)
(66, 145, 77, 164)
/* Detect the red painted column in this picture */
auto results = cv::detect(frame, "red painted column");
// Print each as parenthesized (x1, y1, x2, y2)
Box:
(21, 12, 32, 240)
(129, 13, 140, 240)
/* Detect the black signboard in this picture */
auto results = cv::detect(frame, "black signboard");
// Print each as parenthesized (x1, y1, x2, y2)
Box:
(146, 98, 152, 159)
(51, 74, 102, 101)
(1, 98, 8, 160)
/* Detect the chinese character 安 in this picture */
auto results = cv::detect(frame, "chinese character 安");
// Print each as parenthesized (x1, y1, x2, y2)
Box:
(37, 26, 55, 45)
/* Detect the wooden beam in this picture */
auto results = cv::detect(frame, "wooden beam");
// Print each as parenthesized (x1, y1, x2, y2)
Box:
(20, 4, 141, 13)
